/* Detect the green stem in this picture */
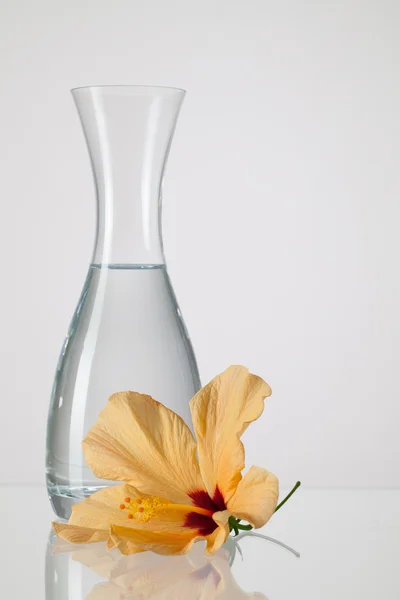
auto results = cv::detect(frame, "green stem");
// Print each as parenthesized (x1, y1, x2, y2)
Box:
(274, 481, 301, 514)
(229, 516, 240, 536)
(237, 523, 253, 531)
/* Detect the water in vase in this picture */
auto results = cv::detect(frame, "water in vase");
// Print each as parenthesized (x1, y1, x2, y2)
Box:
(46, 86, 201, 519)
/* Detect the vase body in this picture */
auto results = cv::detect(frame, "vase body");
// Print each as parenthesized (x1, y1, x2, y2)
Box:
(46, 86, 201, 519)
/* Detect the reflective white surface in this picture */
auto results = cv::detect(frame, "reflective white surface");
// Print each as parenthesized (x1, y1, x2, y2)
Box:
(1, 486, 399, 598)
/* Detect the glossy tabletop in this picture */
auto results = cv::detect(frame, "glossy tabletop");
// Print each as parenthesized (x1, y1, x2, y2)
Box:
(1, 486, 399, 599)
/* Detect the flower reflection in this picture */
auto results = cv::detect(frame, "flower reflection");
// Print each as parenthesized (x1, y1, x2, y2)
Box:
(50, 536, 268, 600)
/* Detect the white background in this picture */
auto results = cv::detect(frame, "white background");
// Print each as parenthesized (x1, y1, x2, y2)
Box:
(1, 0, 399, 488)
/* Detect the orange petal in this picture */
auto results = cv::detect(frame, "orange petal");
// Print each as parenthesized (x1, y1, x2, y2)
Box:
(67, 484, 139, 532)
(109, 525, 199, 556)
(67, 483, 218, 538)
(61, 483, 223, 556)
(82, 392, 205, 505)
(206, 511, 230, 555)
(227, 466, 279, 528)
(190, 366, 272, 504)
(52, 522, 108, 544)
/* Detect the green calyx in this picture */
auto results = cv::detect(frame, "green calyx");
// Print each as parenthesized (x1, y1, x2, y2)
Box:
(228, 480, 301, 536)
(228, 516, 252, 536)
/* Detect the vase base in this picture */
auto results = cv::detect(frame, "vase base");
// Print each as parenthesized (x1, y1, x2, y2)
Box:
(47, 482, 108, 520)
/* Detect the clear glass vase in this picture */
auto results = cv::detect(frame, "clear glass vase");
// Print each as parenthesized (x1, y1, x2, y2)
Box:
(46, 85, 201, 519)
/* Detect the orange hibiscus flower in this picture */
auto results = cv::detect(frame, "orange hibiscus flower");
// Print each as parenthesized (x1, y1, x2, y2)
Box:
(54, 366, 280, 555)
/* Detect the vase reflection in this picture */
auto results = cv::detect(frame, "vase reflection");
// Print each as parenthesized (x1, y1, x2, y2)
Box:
(46, 531, 273, 599)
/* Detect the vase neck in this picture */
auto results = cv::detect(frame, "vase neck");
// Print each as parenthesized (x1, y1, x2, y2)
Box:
(72, 86, 185, 266)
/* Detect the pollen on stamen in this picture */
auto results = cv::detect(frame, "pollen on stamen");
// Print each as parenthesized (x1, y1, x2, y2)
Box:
(138, 507, 144, 513)
(119, 503, 126, 510)
(124, 497, 131, 503)
(136, 498, 142, 504)
(128, 513, 134, 519)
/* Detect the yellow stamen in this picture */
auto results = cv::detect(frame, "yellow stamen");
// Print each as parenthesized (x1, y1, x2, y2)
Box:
(119, 494, 214, 523)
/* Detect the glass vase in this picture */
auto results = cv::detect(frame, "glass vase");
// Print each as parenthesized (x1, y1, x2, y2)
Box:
(46, 85, 201, 519)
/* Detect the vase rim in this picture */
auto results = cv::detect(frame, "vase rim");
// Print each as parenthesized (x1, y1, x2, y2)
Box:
(70, 84, 186, 94)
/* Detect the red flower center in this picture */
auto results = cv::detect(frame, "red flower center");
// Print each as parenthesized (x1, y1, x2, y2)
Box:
(184, 487, 227, 536)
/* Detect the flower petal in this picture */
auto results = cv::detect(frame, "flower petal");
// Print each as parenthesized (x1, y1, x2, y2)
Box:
(63, 483, 219, 540)
(67, 484, 134, 531)
(83, 392, 205, 505)
(109, 525, 199, 556)
(206, 511, 230, 555)
(227, 466, 279, 528)
(190, 366, 272, 504)
(52, 522, 107, 544)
